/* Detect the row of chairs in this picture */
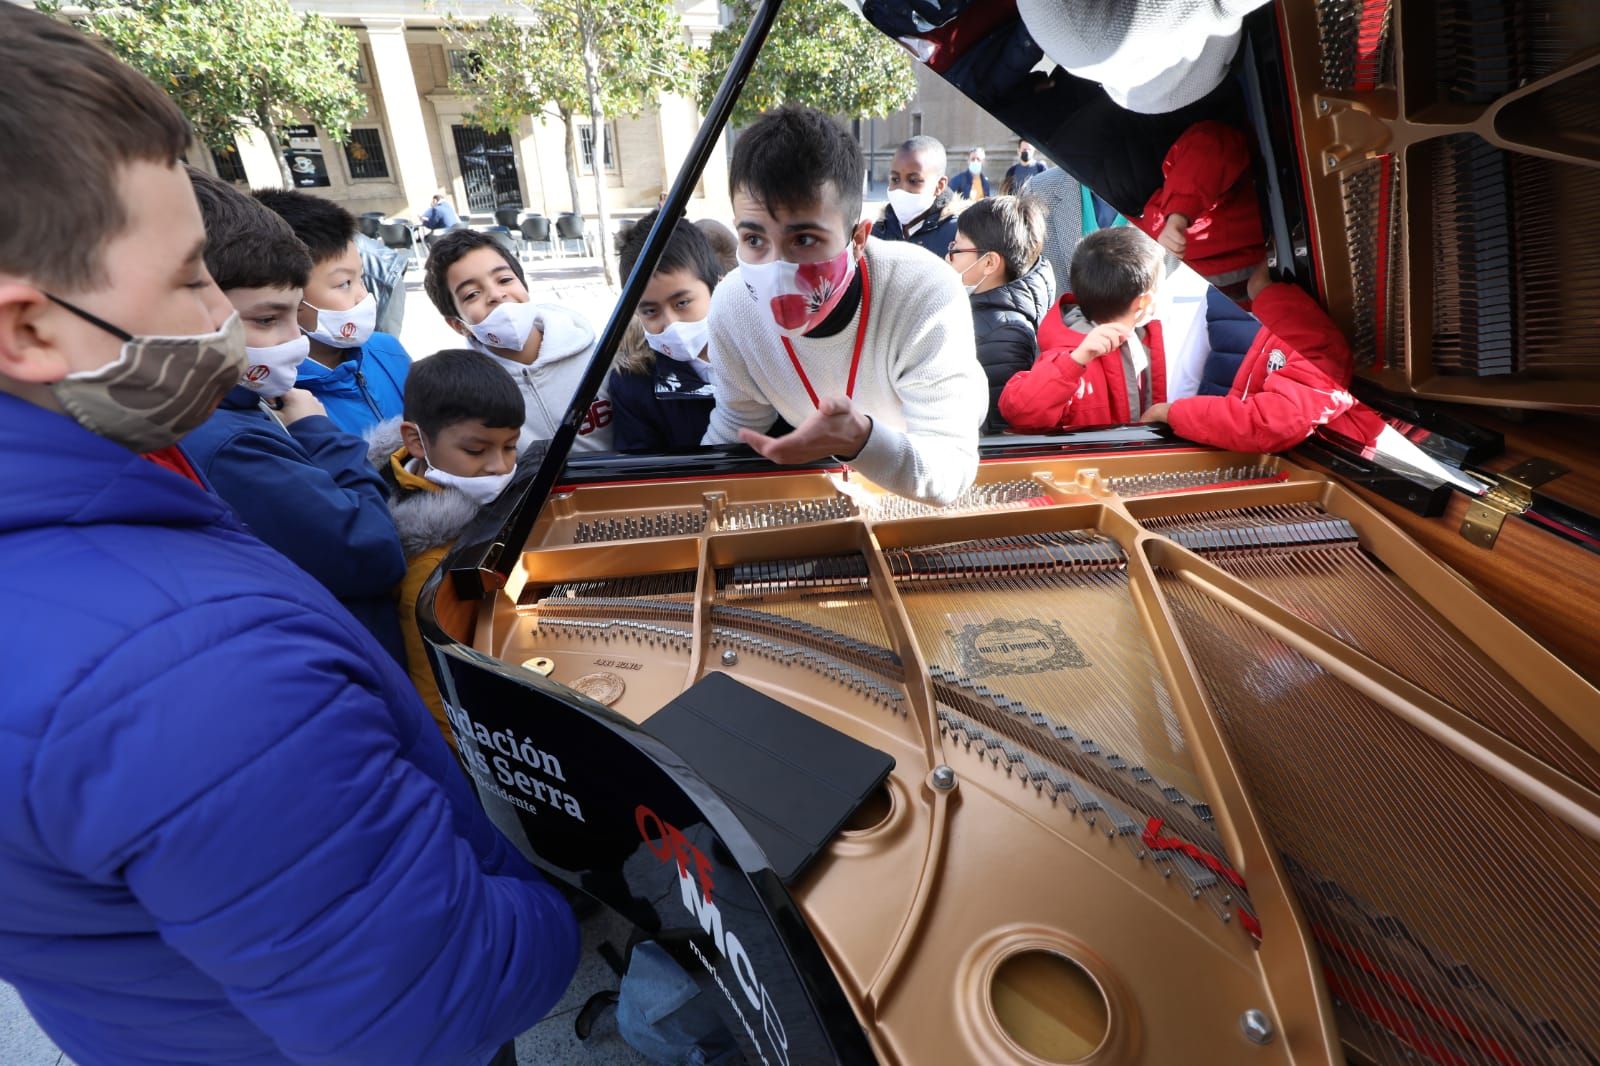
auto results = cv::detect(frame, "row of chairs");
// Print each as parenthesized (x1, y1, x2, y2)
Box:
(356, 209, 590, 269)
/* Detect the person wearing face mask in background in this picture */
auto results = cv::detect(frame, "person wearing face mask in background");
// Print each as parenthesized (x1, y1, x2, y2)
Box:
(423, 229, 612, 454)
(180, 169, 408, 665)
(947, 196, 1054, 433)
(1002, 139, 1048, 195)
(703, 105, 986, 506)
(871, 136, 960, 258)
(606, 210, 728, 453)
(255, 188, 412, 436)
(365, 349, 525, 740)
(0, 13, 580, 1065)
(947, 145, 994, 202)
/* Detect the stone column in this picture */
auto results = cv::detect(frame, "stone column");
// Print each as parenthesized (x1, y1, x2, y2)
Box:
(234, 126, 285, 189)
(362, 17, 438, 215)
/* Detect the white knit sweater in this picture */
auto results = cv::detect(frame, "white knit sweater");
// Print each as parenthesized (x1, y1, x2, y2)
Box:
(703, 238, 986, 505)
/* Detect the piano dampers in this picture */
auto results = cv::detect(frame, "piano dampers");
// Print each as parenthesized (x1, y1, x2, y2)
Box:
(1433, 0, 1599, 103)
(1340, 155, 1403, 370)
(1430, 135, 1516, 377)
(1160, 577, 1600, 1066)
(1317, 0, 1395, 92)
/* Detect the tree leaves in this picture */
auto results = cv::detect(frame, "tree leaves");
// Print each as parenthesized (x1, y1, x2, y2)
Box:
(51, 0, 365, 156)
(702, 0, 915, 125)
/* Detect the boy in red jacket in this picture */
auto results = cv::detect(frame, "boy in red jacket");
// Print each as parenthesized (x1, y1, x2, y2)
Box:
(1143, 266, 1359, 452)
(1138, 120, 1266, 298)
(999, 226, 1169, 431)
(1003, 230, 1360, 452)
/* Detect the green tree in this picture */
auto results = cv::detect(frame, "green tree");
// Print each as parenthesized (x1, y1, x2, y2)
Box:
(42, 0, 366, 189)
(702, 0, 915, 126)
(445, 1, 701, 285)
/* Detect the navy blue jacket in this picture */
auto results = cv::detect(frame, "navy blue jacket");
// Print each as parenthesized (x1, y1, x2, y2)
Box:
(871, 204, 959, 259)
(609, 359, 715, 453)
(1200, 285, 1261, 396)
(0, 392, 578, 1066)
(182, 385, 408, 664)
(294, 330, 410, 438)
(948, 170, 995, 200)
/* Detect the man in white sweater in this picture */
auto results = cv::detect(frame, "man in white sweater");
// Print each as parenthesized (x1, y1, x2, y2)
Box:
(423, 229, 612, 454)
(703, 105, 987, 505)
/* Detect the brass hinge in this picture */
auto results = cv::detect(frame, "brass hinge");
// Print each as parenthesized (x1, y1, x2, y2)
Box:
(1459, 458, 1568, 549)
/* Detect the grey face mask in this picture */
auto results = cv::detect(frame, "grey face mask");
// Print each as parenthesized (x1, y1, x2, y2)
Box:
(45, 295, 246, 453)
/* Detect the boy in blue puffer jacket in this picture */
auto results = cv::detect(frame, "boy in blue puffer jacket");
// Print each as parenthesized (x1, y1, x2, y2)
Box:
(0, 9, 578, 1065)
(181, 168, 409, 665)
(255, 187, 413, 436)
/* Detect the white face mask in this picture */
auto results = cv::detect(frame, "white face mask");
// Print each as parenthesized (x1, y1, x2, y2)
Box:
(642, 317, 709, 365)
(241, 334, 310, 399)
(410, 426, 516, 506)
(886, 187, 936, 228)
(968, 159, 983, 175)
(303, 292, 376, 349)
(467, 299, 542, 354)
(956, 254, 989, 296)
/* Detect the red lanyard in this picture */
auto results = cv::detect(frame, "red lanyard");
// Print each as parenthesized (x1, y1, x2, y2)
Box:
(779, 256, 872, 408)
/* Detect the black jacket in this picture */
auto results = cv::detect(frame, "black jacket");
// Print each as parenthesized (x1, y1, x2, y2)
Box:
(970, 259, 1054, 433)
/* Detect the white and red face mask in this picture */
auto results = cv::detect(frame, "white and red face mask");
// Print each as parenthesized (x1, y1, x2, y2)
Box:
(739, 245, 858, 337)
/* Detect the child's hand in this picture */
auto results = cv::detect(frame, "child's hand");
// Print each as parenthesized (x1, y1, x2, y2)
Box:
(1157, 214, 1190, 257)
(1140, 402, 1172, 423)
(1246, 259, 1272, 301)
(1071, 322, 1132, 366)
(276, 388, 327, 425)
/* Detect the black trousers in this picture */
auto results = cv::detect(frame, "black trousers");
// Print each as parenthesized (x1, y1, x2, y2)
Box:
(487, 1041, 518, 1066)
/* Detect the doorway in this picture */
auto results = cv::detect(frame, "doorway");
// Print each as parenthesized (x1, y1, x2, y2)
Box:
(451, 124, 521, 213)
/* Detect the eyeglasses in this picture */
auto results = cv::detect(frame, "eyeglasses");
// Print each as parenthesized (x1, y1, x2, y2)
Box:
(946, 244, 987, 260)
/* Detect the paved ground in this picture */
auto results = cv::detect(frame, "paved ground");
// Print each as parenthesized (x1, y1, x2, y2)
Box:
(2, 906, 649, 1065)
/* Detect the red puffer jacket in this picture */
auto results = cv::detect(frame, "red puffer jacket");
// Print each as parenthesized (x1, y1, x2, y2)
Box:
(1167, 282, 1358, 452)
(998, 295, 1168, 430)
(1135, 121, 1266, 286)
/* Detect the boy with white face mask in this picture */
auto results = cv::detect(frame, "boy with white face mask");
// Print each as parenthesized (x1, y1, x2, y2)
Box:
(606, 209, 724, 453)
(423, 229, 612, 454)
(366, 349, 524, 739)
(704, 105, 986, 506)
(255, 188, 412, 436)
(0, 11, 579, 1065)
(181, 169, 408, 664)
(870, 136, 959, 258)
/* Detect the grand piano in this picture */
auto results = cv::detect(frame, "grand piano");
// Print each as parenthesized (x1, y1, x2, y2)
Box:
(419, 3, 1600, 1063)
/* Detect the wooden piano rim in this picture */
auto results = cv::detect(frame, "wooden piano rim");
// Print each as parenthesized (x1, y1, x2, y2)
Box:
(466, 455, 1600, 1065)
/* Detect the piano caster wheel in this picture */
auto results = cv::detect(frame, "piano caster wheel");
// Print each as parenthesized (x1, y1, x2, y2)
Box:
(721, 650, 738, 667)
(1240, 1009, 1274, 1045)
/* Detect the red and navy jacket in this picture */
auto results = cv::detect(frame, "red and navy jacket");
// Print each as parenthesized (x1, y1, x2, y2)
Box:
(1135, 121, 1266, 287)
(998, 294, 1168, 431)
(1167, 282, 1359, 453)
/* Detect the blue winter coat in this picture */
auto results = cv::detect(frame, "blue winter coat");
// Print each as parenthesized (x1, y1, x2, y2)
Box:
(294, 330, 411, 437)
(182, 385, 408, 664)
(0, 393, 578, 1066)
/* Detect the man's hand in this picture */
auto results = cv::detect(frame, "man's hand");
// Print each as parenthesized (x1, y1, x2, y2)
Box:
(1140, 402, 1172, 423)
(1071, 322, 1132, 366)
(739, 396, 872, 465)
(1246, 258, 1273, 302)
(276, 388, 327, 425)
(1157, 213, 1190, 258)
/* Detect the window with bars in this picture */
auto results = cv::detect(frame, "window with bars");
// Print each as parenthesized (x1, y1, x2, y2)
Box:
(911, 112, 924, 137)
(211, 145, 248, 183)
(343, 129, 390, 180)
(447, 49, 481, 83)
(578, 123, 617, 174)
